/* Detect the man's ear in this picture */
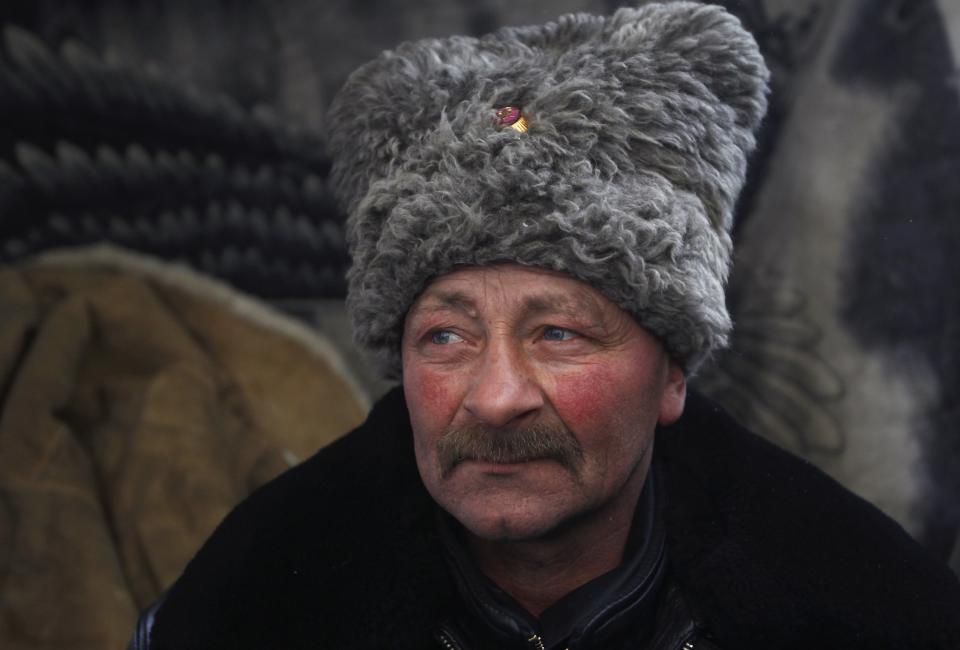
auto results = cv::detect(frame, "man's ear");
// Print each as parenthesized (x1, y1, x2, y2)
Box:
(658, 360, 686, 425)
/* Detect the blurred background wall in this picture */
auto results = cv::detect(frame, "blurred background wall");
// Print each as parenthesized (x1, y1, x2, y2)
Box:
(1, 0, 959, 644)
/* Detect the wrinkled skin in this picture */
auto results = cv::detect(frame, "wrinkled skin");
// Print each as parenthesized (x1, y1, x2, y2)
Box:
(402, 263, 686, 544)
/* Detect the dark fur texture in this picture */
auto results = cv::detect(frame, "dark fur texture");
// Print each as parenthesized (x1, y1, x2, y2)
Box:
(328, 2, 769, 377)
(149, 389, 960, 648)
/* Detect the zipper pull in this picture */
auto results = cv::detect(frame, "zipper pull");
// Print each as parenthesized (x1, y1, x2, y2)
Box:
(526, 634, 546, 650)
(434, 627, 463, 650)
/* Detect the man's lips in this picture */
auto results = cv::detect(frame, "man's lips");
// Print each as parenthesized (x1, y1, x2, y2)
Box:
(452, 457, 557, 475)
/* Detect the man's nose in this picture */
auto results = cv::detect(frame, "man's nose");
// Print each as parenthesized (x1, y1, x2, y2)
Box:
(462, 342, 544, 428)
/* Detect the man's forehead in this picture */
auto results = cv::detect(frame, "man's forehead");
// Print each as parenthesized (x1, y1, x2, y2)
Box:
(415, 288, 601, 315)
(409, 265, 610, 320)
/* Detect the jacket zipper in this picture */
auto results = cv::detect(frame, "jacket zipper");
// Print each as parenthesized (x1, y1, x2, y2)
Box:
(435, 628, 547, 649)
(435, 628, 461, 650)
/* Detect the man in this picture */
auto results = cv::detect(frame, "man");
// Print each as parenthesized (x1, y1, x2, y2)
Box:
(133, 2, 960, 648)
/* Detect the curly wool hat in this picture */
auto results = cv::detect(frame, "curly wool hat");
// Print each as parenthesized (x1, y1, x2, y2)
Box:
(328, 1, 769, 378)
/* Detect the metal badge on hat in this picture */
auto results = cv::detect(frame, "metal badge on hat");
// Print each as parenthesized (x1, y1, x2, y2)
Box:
(494, 106, 529, 133)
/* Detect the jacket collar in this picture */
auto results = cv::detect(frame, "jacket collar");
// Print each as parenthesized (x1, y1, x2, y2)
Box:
(152, 386, 960, 649)
(437, 463, 667, 649)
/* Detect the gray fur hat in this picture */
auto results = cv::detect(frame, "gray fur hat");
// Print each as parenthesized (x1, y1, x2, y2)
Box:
(328, 1, 769, 378)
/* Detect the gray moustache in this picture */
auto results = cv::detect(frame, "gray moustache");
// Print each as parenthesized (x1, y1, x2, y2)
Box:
(436, 422, 584, 478)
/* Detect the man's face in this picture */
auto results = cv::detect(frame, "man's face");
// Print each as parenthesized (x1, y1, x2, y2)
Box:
(401, 263, 686, 542)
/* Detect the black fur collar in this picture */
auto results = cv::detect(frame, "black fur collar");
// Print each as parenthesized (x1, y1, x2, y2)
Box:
(152, 388, 960, 649)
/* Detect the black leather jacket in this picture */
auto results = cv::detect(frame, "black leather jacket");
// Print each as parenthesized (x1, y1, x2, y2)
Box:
(131, 587, 721, 650)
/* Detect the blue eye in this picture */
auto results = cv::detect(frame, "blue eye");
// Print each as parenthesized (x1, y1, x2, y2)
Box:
(543, 326, 576, 341)
(430, 330, 464, 345)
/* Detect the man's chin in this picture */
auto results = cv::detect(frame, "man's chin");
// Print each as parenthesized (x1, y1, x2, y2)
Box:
(458, 511, 561, 543)
(441, 492, 577, 543)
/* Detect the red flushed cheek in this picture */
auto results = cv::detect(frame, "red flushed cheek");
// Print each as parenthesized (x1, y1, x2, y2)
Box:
(414, 370, 452, 409)
(405, 366, 460, 433)
(550, 366, 618, 430)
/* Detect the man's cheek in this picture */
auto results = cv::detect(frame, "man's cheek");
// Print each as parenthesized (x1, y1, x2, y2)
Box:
(407, 367, 457, 427)
(551, 366, 618, 428)
(408, 370, 452, 481)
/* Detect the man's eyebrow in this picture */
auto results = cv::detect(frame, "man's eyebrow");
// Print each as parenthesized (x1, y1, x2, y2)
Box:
(521, 292, 604, 321)
(414, 290, 478, 317)
(413, 288, 605, 322)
